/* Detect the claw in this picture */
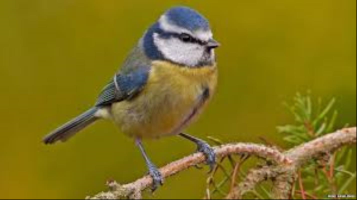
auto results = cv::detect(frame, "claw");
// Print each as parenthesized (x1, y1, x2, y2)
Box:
(148, 164, 164, 192)
(196, 140, 216, 173)
(178, 133, 217, 174)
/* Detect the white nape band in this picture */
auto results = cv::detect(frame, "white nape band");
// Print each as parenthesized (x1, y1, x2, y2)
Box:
(159, 15, 213, 42)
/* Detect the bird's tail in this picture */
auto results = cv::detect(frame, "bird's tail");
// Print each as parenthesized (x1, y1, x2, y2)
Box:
(43, 107, 99, 144)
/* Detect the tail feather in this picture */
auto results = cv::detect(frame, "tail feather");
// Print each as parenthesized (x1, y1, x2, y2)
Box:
(43, 107, 99, 144)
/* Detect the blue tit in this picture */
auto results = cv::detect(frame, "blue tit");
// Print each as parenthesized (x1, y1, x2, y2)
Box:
(43, 6, 220, 190)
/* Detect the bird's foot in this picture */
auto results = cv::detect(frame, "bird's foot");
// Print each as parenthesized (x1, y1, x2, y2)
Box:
(148, 164, 164, 191)
(196, 140, 216, 173)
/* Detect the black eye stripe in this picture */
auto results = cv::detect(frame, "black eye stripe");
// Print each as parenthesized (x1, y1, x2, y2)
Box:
(179, 33, 193, 42)
(159, 32, 204, 45)
(178, 33, 205, 45)
(156, 29, 206, 45)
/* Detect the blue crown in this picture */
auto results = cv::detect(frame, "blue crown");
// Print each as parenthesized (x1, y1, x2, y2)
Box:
(165, 6, 210, 31)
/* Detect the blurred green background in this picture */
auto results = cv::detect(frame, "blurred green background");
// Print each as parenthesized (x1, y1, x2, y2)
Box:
(0, 0, 355, 199)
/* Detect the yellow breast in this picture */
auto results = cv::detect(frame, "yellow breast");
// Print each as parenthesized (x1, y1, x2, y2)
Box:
(111, 61, 217, 139)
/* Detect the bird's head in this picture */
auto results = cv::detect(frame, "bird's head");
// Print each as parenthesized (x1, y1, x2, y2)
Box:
(143, 6, 219, 67)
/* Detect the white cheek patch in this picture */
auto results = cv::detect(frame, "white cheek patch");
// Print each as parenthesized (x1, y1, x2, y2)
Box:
(153, 33, 204, 67)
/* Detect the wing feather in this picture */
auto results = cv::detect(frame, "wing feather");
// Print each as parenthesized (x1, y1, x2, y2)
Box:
(95, 66, 150, 107)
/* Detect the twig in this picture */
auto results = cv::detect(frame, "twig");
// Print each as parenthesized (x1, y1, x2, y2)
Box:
(227, 155, 250, 198)
(226, 127, 356, 199)
(87, 127, 356, 199)
(285, 127, 356, 166)
(88, 144, 290, 199)
(298, 170, 307, 199)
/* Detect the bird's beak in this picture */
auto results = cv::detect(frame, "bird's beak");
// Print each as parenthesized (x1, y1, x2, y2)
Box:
(207, 39, 220, 49)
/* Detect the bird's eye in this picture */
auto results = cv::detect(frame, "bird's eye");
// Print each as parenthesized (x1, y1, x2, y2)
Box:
(179, 33, 193, 42)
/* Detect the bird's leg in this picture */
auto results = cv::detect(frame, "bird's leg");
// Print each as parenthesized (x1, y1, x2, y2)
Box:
(135, 138, 163, 191)
(178, 133, 216, 172)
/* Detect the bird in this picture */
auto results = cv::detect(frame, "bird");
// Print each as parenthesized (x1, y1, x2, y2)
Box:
(43, 6, 220, 190)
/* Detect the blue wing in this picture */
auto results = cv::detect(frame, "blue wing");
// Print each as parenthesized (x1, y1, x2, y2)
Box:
(95, 65, 150, 107)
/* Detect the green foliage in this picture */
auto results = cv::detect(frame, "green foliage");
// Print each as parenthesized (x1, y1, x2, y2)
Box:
(277, 92, 338, 145)
(278, 92, 355, 199)
(204, 93, 355, 199)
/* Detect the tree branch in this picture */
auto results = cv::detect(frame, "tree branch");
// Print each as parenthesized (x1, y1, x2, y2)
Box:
(228, 127, 356, 199)
(87, 127, 356, 199)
